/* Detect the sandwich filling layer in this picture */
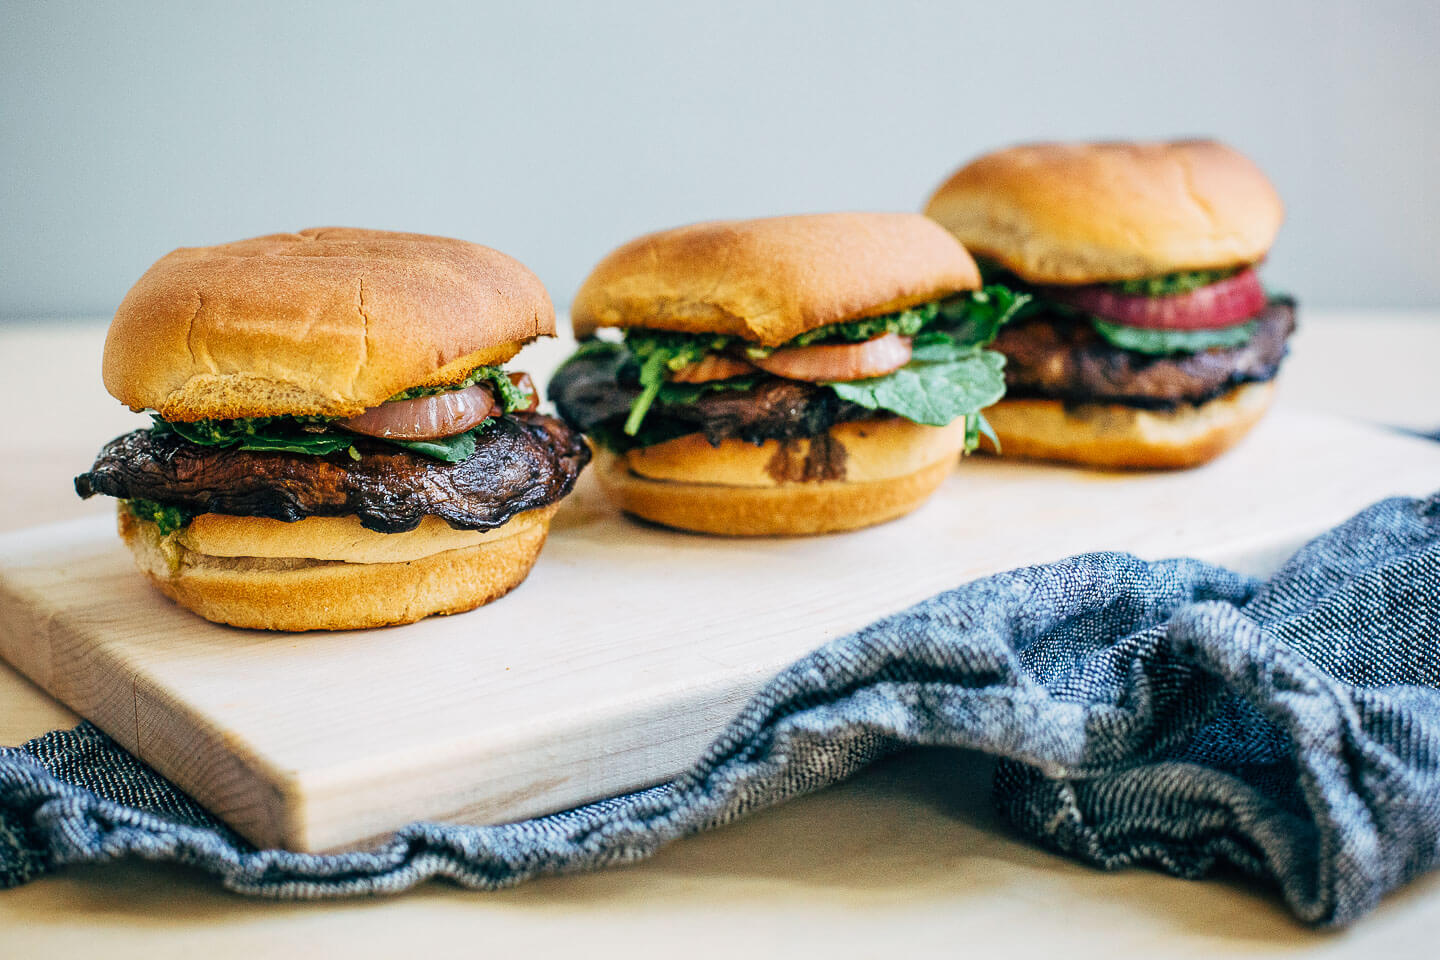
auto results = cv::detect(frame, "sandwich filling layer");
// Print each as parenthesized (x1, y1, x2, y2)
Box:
(77, 412, 590, 535)
(978, 262, 1296, 412)
(995, 298, 1294, 410)
(550, 287, 1028, 460)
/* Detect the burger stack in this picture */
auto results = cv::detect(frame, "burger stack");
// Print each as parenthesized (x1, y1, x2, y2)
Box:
(75, 138, 1296, 631)
(924, 139, 1293, 468)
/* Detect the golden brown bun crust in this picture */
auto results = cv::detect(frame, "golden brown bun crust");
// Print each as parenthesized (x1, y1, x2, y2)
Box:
(104, 227, 554, 421)
(592, 417, 966, 535)
(622, 417, 969, 488)
(596, 452, 953, 536)
(120, 504, 557, 631)
(980, 381, 1275, 469)
(924, 140, 1283, 284)
(571, 213, 980, 346)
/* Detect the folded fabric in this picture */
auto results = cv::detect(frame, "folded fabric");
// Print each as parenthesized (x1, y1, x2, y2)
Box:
(3, 492, 1438, 926)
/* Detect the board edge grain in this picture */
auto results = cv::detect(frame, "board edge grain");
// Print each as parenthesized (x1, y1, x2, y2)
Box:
(133, 673, 301, 850)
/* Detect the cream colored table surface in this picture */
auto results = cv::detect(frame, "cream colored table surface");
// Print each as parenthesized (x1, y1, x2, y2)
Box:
(3, 314, 1439, 957)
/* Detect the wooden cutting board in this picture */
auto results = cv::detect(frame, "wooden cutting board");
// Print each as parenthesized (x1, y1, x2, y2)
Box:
(2, 407, 1438, 853)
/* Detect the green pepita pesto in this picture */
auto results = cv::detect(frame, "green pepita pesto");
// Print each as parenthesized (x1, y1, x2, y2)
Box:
(1106, 267, 1243, 298)
(125, 498, 192, 536)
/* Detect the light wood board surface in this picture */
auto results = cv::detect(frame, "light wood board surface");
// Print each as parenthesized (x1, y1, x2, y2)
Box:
(2, 316, 1439, 956)
(4, 400, 1439, 851)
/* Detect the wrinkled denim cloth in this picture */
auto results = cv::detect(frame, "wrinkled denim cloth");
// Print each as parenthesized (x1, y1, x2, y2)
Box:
(3, 491, 1439, 927)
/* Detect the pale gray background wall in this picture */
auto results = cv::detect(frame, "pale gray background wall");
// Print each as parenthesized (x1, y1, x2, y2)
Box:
(2, 0, 1436, 320)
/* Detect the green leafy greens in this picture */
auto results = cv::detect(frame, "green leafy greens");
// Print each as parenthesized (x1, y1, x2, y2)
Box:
(153, 416, 364, 460)
(934, 284, 1031, 347)
(827, 337, 1007, 428)
(608, 285, 1028, 447)
(622, 332, 738, 435)
(975, 256, 1262, 359)
(148, 364, 529, 464)
(822, 285, 1029, 439)
(373, 420, 494, 462)
(126, 498, 192, 536)
(1090, 318, 1258, 355)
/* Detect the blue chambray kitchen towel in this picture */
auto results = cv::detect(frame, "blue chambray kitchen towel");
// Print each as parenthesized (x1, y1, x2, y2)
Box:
(3, 491, 1439, 927)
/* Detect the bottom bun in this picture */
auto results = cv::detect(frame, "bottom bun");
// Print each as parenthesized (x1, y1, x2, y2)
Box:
(981, 380, 1275, 469)
(119, 504, 558, 631)
(593, 417, 965, 536)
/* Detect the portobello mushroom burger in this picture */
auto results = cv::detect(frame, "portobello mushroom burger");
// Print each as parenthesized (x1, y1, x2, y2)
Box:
(548, 213, 1027, 535)
(75, 228, 590, 630)
(925, 139, 1294, 469)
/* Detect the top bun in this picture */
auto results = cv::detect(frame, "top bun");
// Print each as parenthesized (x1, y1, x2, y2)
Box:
(571, 213, 980, 346)
(924, 140, 1283, 285)
(104, 227, 554, 421)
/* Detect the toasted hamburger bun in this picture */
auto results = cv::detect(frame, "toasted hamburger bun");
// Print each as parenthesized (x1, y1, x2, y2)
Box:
(120, 504, 558, 631)
(104, 227, 554, 422)
(924, 140, 1283, 285)
(979, 381, 1274, 470)
(594, 417, 966, 535)
(571, 213, 980, 346)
